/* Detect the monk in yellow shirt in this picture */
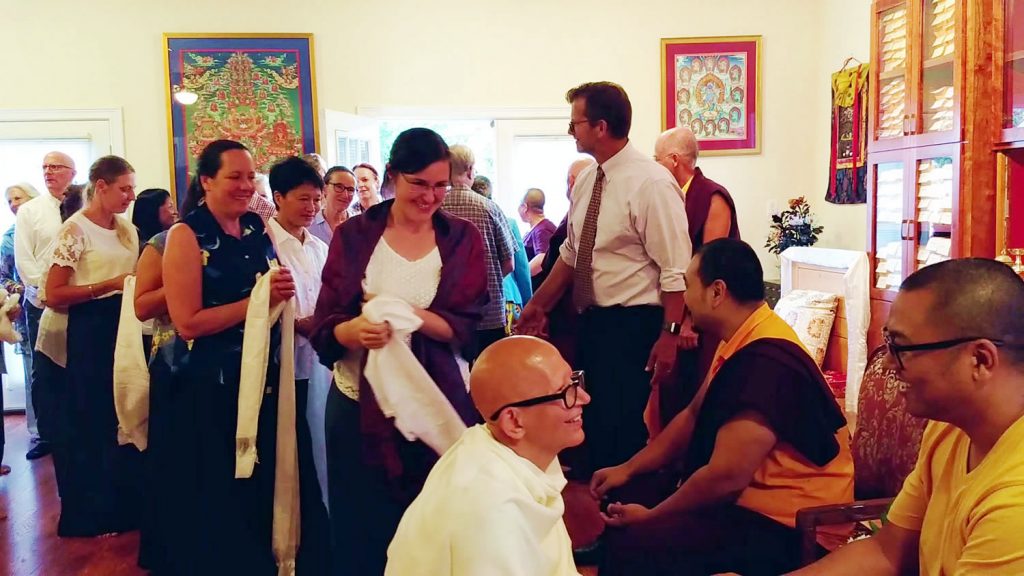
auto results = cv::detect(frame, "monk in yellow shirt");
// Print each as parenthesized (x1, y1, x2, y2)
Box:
(592, 239, 854, 575)
(792, 258, 1024, 575)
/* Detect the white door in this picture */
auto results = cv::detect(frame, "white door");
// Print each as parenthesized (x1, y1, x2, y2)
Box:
(323, 109, 381, 169)
(494, 118, 583, 234)
(0, 110, 123, 410)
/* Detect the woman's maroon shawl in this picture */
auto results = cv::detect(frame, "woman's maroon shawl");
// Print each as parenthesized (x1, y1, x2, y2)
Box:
(311, 200, 488, 487)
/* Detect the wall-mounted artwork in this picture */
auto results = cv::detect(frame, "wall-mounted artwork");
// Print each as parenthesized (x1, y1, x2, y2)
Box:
(164, 33, 319, 204)
(661, 35, 761, 155)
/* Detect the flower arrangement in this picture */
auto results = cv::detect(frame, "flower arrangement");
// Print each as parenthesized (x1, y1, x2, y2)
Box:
(765, 196, 824, 255)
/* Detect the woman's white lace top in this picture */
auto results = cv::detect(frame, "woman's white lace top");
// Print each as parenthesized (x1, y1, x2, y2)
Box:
(334, 237, 450, 400)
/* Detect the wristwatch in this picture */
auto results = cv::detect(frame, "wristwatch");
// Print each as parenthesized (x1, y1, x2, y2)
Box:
(663, 321, 682, 335)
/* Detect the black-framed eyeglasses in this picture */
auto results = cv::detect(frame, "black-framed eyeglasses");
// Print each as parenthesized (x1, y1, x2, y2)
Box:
(42, 163, 72, 172)
(568, 119, 591, 134)
(328, 182, 357, 194)
(400, 174, 452, 194)
(883, 328, 1004, 371)
(489, 370, 585, 421)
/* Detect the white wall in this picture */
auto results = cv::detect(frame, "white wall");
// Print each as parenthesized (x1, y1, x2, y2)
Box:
(808, 0, 873, 254)
(0, 0, 870, 268)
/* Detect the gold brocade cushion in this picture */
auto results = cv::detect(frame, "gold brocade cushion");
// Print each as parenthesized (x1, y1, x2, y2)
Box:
(853, 346, 926, 499)
(773, 289, 839, 368)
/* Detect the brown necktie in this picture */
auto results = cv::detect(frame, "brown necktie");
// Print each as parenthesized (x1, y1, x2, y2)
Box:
(572, 167, 605, 312)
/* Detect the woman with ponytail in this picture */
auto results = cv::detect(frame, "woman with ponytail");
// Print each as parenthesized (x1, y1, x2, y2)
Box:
(45, 155, 141, 537)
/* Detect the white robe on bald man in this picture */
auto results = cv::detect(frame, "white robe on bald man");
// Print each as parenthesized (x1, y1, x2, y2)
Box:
(385, 424, 581, 576)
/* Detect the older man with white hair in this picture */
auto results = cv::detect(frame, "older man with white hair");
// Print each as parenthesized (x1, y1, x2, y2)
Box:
(653, 127, 738, 251)
(441, 144, 518, 356)
(649, 127, 741, 433)
(15, 151, 76, 460)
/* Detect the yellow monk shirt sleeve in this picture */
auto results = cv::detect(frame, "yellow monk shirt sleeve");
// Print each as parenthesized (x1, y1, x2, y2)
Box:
(955, 484, 1024, 574)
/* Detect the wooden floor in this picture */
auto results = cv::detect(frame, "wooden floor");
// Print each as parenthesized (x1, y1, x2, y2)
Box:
(0, 412, 602, 576)
(0, 414, 145, 576)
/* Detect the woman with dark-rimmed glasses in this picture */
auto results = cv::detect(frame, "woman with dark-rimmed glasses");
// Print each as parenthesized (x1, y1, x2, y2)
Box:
(311, 128, 487, 575)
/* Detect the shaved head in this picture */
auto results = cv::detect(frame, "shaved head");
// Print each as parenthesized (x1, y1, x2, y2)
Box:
(569, 158, 595, 181)
(900, 259, 1024, 365)
(567, 157, 596, 197)
(470, 336, 570, 419)
(654, 127, 698, 169)
(521, 188, 546, 212)
(45, 151, 75, 168)
(470, 336, 587, 468)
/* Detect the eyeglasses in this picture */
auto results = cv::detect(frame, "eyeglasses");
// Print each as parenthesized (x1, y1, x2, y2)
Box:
(489, 370, 585, 421)
(568, 119, 591, 135)
(328, 182, 357, 194)
(401, 174, 452, 194)
(42, 164, 72, 172)
(883, 329, 1004, 371)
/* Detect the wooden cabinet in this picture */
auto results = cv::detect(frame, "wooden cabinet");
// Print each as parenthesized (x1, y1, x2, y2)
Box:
(998, 0, 1024, 145)
(997, 149, 1024, 255)
(867, 0, 1000, 348)
(995, 1, 1024, 258)
(868, 144, 960, 295)
(870, 0, 964, 152)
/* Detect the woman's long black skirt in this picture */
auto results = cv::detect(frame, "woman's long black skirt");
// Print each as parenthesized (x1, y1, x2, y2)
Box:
(58, 295, 143, 537)
(162, 339, 280, 576)
(138, 342, 175, 573)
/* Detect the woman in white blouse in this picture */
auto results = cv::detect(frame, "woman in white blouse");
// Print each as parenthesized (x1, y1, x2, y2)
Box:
(311, 128, 489, 575)
(45, 155, 140, 537)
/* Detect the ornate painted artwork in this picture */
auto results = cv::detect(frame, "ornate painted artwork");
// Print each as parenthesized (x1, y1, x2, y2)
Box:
(662, 36, 761, 155)
(164, 34, 319, 203)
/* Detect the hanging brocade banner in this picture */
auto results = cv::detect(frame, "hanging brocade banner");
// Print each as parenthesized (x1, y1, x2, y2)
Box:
(826, 63, 869, 205)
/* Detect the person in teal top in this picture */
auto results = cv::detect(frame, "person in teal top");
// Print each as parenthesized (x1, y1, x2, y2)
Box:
(504, 213, 533, 328)
(472, 175, 532, 331)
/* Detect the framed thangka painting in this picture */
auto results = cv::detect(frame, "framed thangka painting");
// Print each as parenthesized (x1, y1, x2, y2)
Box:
(661, 36, 761, 155)
(164, 34, 319, 204)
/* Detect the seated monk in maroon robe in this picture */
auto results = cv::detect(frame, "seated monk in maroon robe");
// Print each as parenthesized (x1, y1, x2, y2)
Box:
(591, 239, 853, 576)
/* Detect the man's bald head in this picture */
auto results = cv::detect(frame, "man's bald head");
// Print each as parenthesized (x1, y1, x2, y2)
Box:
(42, 151, 77, 198)
(655, 127, 698, 172)
(567, 157, 596, 197)
(44, 151, 75, 168)
(471, 336, 570, 419)
(521, 188, 546, 213)
(471, 336, 587, 467)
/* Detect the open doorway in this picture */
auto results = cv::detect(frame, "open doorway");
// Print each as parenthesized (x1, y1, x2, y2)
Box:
(325, 107, 586, 230)
(0, 109, 121, 411)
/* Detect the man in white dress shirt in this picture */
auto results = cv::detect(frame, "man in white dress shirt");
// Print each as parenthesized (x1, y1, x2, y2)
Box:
(386, 336, 586, 576)
(15, 151, 75, 461)
(518, 81, 692, 474)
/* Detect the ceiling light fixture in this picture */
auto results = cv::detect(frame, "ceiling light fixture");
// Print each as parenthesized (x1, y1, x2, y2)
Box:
(172, 85, 199, 106)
